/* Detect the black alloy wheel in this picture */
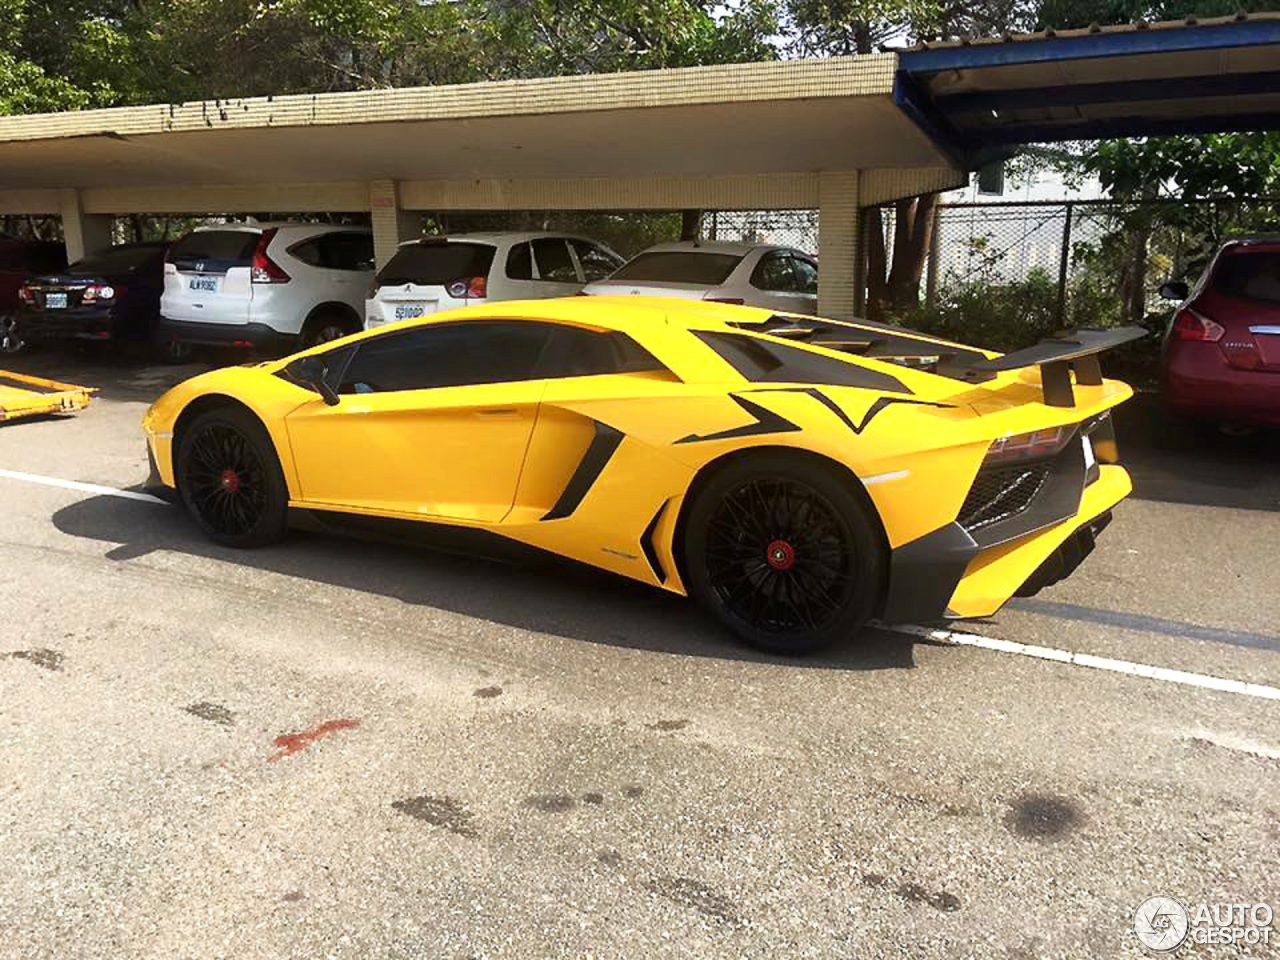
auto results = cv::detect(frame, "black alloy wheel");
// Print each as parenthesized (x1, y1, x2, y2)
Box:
(684, 454, 883, 655)
(177, 408, 288, 548)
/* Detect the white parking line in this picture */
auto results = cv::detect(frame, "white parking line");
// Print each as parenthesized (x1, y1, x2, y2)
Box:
(0, 468, 164, 504)
(888, 623, 1280, 702)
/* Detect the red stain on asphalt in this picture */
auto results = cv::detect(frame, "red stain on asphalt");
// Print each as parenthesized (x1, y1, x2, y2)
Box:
(266, 718, 360, 763)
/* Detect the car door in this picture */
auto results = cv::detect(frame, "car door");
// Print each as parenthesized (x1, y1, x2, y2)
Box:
(283, 319, 556, 522)
(315, 231, 376, 314)
(787, 254, 820, 315)
(747, 250, 809, 313)
(530, 238, 585, 298)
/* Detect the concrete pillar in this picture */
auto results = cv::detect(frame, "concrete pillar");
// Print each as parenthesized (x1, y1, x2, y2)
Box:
(369, 180, 420, 268)
(58, 189, 112, 263)
(817, 171, 861, 320)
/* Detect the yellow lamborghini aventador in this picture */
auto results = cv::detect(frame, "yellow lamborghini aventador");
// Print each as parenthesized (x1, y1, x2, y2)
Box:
(142, 297, 1141, 654)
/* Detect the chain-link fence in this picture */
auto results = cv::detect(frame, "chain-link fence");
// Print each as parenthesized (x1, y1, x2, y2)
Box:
(872, 197, 1280, 368)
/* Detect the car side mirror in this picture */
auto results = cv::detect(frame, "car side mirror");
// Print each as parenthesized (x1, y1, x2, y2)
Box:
(290, 355, 340, 406)
(1158, 281, 1189, 301)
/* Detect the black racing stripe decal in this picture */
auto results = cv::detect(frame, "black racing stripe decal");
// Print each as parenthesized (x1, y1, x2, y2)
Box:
(639, 499, 670, 584)
(746, 387, 953, 435)
(674, 394, 802, 445)
(541, 421, 624, 521)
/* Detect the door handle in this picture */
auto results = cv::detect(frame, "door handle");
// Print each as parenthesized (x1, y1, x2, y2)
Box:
(475, 407, 519, 418)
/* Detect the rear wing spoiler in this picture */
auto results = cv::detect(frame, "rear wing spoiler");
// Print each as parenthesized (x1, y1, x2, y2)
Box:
(936, 327, 1148, 407)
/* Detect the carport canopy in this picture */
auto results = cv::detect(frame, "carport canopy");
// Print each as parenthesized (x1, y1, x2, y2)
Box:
(896, 13, 1280, 165)
(3, 14, 1280, 318)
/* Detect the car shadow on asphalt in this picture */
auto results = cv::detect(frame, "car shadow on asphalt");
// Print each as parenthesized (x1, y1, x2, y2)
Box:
(50, 494, 918, 672)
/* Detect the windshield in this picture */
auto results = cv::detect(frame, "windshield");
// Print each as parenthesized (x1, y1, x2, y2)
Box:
(610, 251, 742, 285)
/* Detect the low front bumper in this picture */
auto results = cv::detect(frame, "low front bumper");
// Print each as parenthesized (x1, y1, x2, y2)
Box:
(18, 308, 117, 342)
(144, 443, 177, 503)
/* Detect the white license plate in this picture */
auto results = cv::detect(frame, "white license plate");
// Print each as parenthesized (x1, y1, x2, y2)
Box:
(189, 276, 219, 293)
(45, 292, 67, 309)
(394, 303, 426, 320)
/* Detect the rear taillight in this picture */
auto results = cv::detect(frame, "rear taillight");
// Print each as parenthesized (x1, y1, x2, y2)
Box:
(1171, 306, 1223, 342)
(446, 276, 487, 299)
(250, 228, 290, 284)
(17, 283, 33, 304)
(984, 425, 1074, 465)
(81, 283, 120, 303)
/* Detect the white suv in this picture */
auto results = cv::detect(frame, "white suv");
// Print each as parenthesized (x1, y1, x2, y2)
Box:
(160, 223, 374, 351)
(365, 232, 623, 329)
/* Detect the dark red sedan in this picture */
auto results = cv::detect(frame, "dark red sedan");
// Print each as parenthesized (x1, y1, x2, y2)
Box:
(1160, 237, 1280, 427)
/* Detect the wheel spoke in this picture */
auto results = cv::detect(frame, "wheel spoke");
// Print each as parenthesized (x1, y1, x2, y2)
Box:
(703, 475, 855, 637)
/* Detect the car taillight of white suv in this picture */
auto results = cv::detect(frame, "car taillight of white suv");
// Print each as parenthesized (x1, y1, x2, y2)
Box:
(160, 222, 374, 352)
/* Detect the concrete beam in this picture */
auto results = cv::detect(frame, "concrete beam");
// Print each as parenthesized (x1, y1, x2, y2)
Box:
(816, 171, 861, 319)
(80, 182, 370, 215)
(400, 173, 820, 211)
(59, 189, 112, 263)
(0, 189, 60, 215)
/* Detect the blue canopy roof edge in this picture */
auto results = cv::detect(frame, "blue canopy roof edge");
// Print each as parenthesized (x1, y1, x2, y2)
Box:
(897, 14, 1280, 73)
(892, 14, 1280, 169)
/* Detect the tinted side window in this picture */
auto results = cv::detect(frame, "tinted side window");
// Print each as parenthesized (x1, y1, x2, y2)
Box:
(321, 232, 375, 271)
(532, 239, 577, 282)
(791, 256, 819, 295)
(750, 252, 797, 292)
(506, 242, 533, 280)
(338, 321, 554, 394)
(571, 240, 622, 282)
(290, 238, 323, 266)
(543, 327, 670, 378)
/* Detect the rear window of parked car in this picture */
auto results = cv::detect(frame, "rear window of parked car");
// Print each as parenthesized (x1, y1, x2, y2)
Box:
(1214, 250, 1280, 305)
(67, 244, 164, 275)
(167, 230, 259, 267)
(611, 252, 742, 285)
(377, 242, 496, 286)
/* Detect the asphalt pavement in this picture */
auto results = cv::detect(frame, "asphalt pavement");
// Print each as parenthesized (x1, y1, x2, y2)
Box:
(1, 348, 1278, 959)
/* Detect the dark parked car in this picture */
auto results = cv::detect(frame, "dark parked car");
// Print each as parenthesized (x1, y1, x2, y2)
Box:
(1160, 237, 1280, 428)
(17, 241, 171, 353)
(0, 235, 67, 352)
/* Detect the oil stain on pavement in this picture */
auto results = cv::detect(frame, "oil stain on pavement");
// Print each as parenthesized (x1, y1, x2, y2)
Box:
(645, 875, 741, 925)
(1005, 794, 1083, 840)
(6, 648, 63, 671)
(523, 794, 577, 813)
(473, 685, 503, 698)
(647, 719, 690, 732)
(392, 794, 479, 838)
(861, 872, 962, 913)
(184, 701, 234, 726)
